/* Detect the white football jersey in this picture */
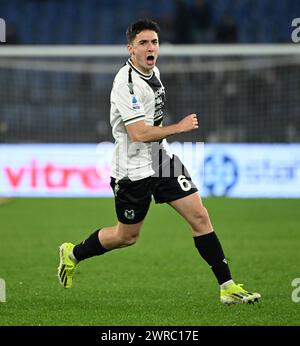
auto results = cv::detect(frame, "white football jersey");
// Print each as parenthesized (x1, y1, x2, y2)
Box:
(110, 59, 173, 181)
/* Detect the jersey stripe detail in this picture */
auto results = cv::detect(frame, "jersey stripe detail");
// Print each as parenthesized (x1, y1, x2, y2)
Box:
(124, 115, 145, 125)
(127, 68, 134, 95)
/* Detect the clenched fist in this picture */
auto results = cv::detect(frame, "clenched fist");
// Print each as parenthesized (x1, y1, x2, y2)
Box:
(177, 113, 199, 133)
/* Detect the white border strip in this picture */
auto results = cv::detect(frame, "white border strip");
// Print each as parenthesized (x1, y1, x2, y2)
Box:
(1, 44, 300, 57)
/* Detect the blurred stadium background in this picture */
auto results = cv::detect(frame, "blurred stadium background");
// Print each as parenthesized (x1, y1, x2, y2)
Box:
(0, 0, 300, 144)
(1, 0, 300, 327)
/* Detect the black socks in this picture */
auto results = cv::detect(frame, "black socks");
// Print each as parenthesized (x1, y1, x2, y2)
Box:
(73, 229, 109, 262)
(194, 232, 232, 285)
(72, 228, 231, 286)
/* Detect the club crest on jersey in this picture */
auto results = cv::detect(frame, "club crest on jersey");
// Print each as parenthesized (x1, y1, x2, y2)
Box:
(124, 209, 135, 220)
(131, 95, 140, 110)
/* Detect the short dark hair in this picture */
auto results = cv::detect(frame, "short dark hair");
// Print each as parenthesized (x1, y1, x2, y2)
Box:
(126, 19, 160, 43)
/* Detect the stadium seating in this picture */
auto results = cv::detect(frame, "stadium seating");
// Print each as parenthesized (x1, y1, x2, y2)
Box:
(1, 0, 299, 143)
(1, 0, 297, 44)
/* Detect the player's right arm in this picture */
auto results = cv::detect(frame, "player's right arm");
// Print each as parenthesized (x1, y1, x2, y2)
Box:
(126, 114, 198, 142)
(112, 79, 198, 142)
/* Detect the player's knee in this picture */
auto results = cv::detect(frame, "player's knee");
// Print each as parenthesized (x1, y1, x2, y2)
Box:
(121, 233, 139, 246)
(116, 222, 142, 247)
(192, 206, 210, 225)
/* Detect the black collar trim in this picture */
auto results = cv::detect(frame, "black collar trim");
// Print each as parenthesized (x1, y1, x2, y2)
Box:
(127, 59, 153, 79)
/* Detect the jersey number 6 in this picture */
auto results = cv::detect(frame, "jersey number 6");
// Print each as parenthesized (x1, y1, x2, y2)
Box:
(177, 175, 192, 191)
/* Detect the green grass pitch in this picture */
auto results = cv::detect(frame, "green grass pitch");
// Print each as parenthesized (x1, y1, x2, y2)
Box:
(0, 197, 300, 326)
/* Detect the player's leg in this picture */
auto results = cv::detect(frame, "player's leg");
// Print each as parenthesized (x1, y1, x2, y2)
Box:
(168, 192, 233, 285)
(169, 192, 261, 304)
(153, 154, 260, 304)
(168, 191, 213, 236)
(99, 221, 144, 249)
(72, 220, 144, 261)
(153, 159, 232, 287)
(58, 221, 143, 289)
(58, 177, 152, 288)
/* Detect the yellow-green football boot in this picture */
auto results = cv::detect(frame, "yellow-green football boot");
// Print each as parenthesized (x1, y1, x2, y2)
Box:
(221, 283, 261, 304)
(58, 243, 77, 288)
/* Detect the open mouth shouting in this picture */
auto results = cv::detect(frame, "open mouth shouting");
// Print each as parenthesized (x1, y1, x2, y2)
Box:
(146, 55, 155, 65)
